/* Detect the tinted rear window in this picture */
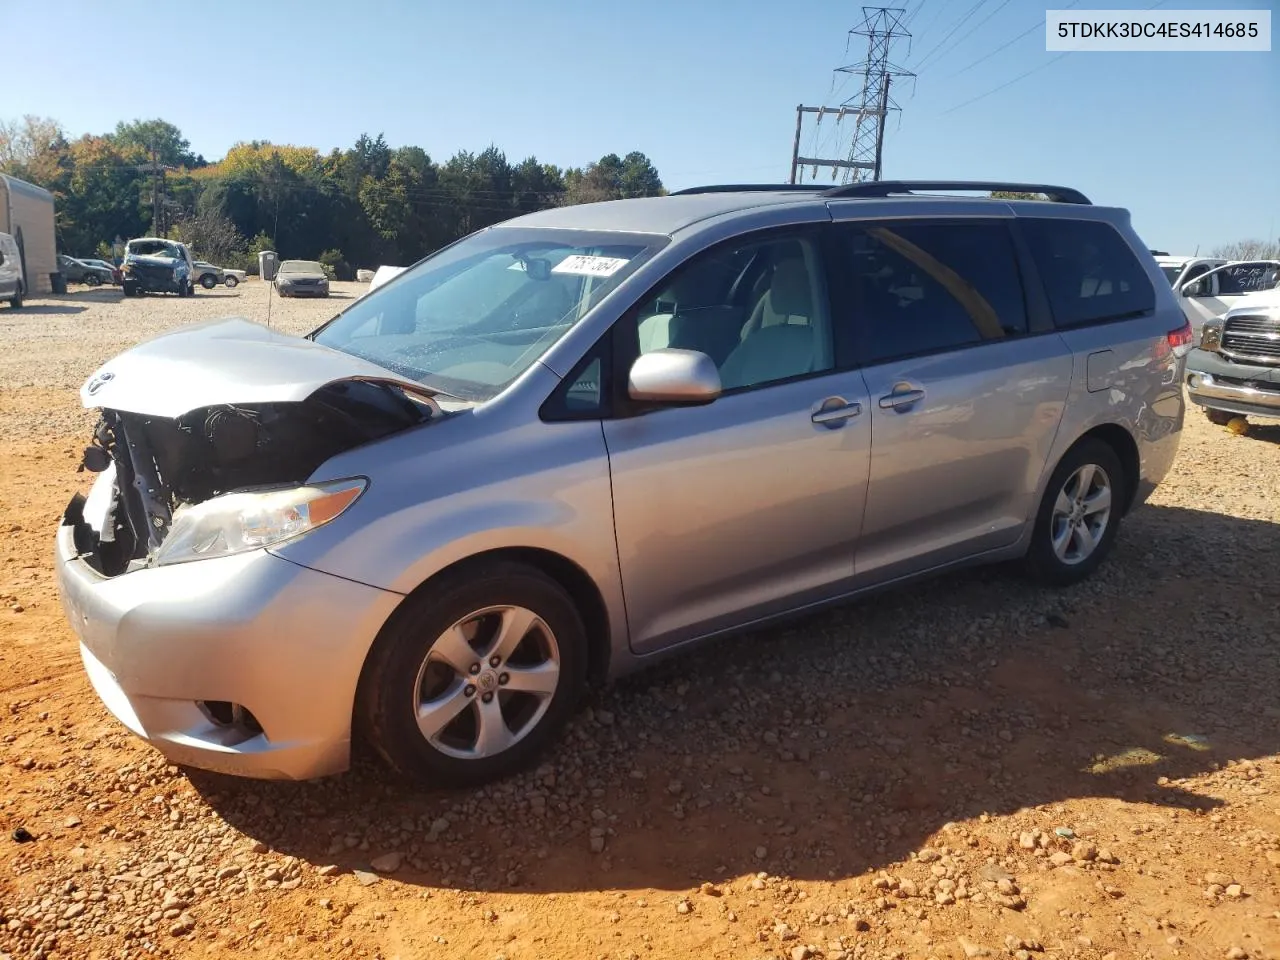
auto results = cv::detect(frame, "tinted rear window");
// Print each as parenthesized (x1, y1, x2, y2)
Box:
(833, 220, 1029, 364)
(1022, 219, 1155, 328)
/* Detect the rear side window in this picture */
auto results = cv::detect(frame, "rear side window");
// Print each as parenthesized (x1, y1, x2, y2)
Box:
(1021, 219, 1155, 328)
(833, 220, 1029, 364)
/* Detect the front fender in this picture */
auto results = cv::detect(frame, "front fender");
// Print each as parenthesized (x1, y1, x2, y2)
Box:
(269, 413, 629, 657)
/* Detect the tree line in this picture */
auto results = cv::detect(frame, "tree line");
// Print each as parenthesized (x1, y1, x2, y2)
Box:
(0, 116, 666, 277)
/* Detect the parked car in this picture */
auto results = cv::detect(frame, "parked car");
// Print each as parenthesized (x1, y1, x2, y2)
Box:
(55, 180, 1189, 786)
(57, 254, 115, 286)
(121, 237, 195, 297)
(0, 231, 23, 307)
(275, 259, 330, 297)
(1175, 259, 1280, 334)
(1185, 286, 1280, 425)
(76, 258, 122, 284)
(192, 261, 225, 289)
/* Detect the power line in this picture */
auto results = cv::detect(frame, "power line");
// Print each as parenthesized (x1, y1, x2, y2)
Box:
(911, 0, 990, 71)
(939, 0, 1171, 115)
(915, 0, 1017, 74)
(940, 0, 1084, 79)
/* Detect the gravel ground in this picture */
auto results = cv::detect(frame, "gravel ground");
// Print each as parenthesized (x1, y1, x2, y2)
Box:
(2, 282, 1279, 960)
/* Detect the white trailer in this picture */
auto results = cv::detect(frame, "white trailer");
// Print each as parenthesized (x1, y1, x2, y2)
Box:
(0, 174, 57, 295)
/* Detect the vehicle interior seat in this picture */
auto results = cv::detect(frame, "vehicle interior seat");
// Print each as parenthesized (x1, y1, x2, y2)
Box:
(719, 257, 820, 390)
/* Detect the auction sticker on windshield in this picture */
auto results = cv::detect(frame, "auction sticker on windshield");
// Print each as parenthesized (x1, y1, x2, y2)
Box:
(552, 255, 629, 277)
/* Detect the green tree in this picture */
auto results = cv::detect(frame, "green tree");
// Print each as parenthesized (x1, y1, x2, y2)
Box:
(112, 119, 198, 168)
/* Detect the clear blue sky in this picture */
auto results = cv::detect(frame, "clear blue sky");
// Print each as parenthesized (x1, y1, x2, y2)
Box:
(7, 0, 1278, 253)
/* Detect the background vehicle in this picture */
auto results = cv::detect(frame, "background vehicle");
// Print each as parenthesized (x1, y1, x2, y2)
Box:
(77, 258, 123, 284)
(1154, 253, 1226, 290)
(57, 181, 1188, 787)
(1177, 259, 1280, 334)
(1186, 288, 1280, 425)
(121, 237, 195, 297)
(192, 261, 224, 289)
(275, 259, 329, 297)
(0, 231, 23, 307)
(57, 254, 115, 286)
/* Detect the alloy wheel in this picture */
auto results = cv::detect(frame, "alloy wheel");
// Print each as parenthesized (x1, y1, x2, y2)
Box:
(412, 605, 561, 760)
(1050, 463, 1112, 565)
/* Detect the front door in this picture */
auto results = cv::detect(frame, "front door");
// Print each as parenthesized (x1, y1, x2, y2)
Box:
(603, 228, 871, 654)
(828, 218, 1073, 583)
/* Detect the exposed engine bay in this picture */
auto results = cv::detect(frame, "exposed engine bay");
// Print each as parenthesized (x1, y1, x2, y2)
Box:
(67, 379, 437, 576)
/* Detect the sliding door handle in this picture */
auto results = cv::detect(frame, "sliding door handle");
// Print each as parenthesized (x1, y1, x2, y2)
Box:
(878, 385, 926, 410)
(811, 398, 862, 427)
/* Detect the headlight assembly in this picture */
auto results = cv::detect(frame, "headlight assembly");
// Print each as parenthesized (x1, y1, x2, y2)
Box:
(152, 478, 367, 567)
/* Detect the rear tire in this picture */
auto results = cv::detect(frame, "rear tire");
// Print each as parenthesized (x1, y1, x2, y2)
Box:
(1024, 438, 1125, 587)
(200, 274, 217, 289)
(122, 283, 136, 297)
(1204, 408, 1234, 426)
(85, 273, 102, 286)
(356, 561, 588, 787)
(224, 275, 238, 288)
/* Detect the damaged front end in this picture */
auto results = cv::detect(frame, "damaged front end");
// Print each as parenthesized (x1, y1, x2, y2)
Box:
(67, 378, 436, 577)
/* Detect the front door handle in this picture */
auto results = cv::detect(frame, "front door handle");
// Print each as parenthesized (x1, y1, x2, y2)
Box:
(811, 398, 862, 428)
(878, 384, 926, 410)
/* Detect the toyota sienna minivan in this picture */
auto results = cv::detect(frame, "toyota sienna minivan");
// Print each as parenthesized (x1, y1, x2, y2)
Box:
(55, 181, 1189, 785)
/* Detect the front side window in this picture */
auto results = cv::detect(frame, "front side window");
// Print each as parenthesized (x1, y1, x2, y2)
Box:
(833, 220, 1028, 364)
(1021, 218, 1155, 328)
(310, 227, 665, 402)
(628, 234, 835, 392)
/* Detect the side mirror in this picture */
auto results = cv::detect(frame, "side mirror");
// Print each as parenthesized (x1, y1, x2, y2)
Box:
(627, 348, 721, 405)
(1182, 279, 1205, 297)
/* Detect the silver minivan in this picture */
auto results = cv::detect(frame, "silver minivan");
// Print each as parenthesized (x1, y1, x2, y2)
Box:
(55, 181, 1190, 785)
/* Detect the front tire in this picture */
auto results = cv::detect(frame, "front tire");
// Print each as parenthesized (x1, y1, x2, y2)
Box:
(356, 561, 588, 787)
(224, 275, 239, 288)
(85, 273, 102, 286)
(8, 286, 21, 308)
(1025, 438, 1125, 587)
(122, 282, 136, 297)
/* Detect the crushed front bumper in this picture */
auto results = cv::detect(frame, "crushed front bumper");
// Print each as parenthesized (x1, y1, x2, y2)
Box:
(1185, 349, 1280, 420)
(54, 500, 402, 780)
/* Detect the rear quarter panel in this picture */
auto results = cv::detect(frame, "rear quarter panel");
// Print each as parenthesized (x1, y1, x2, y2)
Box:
(1024, 210, 1185, 513)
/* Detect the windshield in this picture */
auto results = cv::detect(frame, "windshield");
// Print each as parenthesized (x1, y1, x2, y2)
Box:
(281, 260, 324, 274)
(127, 239, 181, 258)
(310, 226, 665, 401)
(1160, 265, 1182, 285)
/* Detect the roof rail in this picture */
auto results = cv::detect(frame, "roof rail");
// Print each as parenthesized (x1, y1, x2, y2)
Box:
(669, 184, 824, 196)
(822, 180, 1092, 205)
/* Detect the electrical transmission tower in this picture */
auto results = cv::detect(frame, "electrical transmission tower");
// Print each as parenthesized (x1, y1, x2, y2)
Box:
(789, 7, 914, 185)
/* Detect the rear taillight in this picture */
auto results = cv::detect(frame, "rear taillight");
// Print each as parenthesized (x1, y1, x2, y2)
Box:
(1166, 320, 1193, 358)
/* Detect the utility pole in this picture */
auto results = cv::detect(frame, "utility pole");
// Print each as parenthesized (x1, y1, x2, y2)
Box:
(789, 7, 913, 185)
(136, 145, 174, 235)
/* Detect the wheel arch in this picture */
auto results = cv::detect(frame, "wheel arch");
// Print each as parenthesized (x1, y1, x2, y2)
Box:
(360, 546, 613, 693)
(1076, 422, 1140, 515)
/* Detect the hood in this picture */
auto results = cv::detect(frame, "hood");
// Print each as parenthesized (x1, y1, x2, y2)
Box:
(81, 317, 431, 417)
(1226, 287, 1280, 316)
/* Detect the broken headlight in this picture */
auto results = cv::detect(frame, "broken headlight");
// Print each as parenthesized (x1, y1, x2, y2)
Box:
(151, 478, 367, 567)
